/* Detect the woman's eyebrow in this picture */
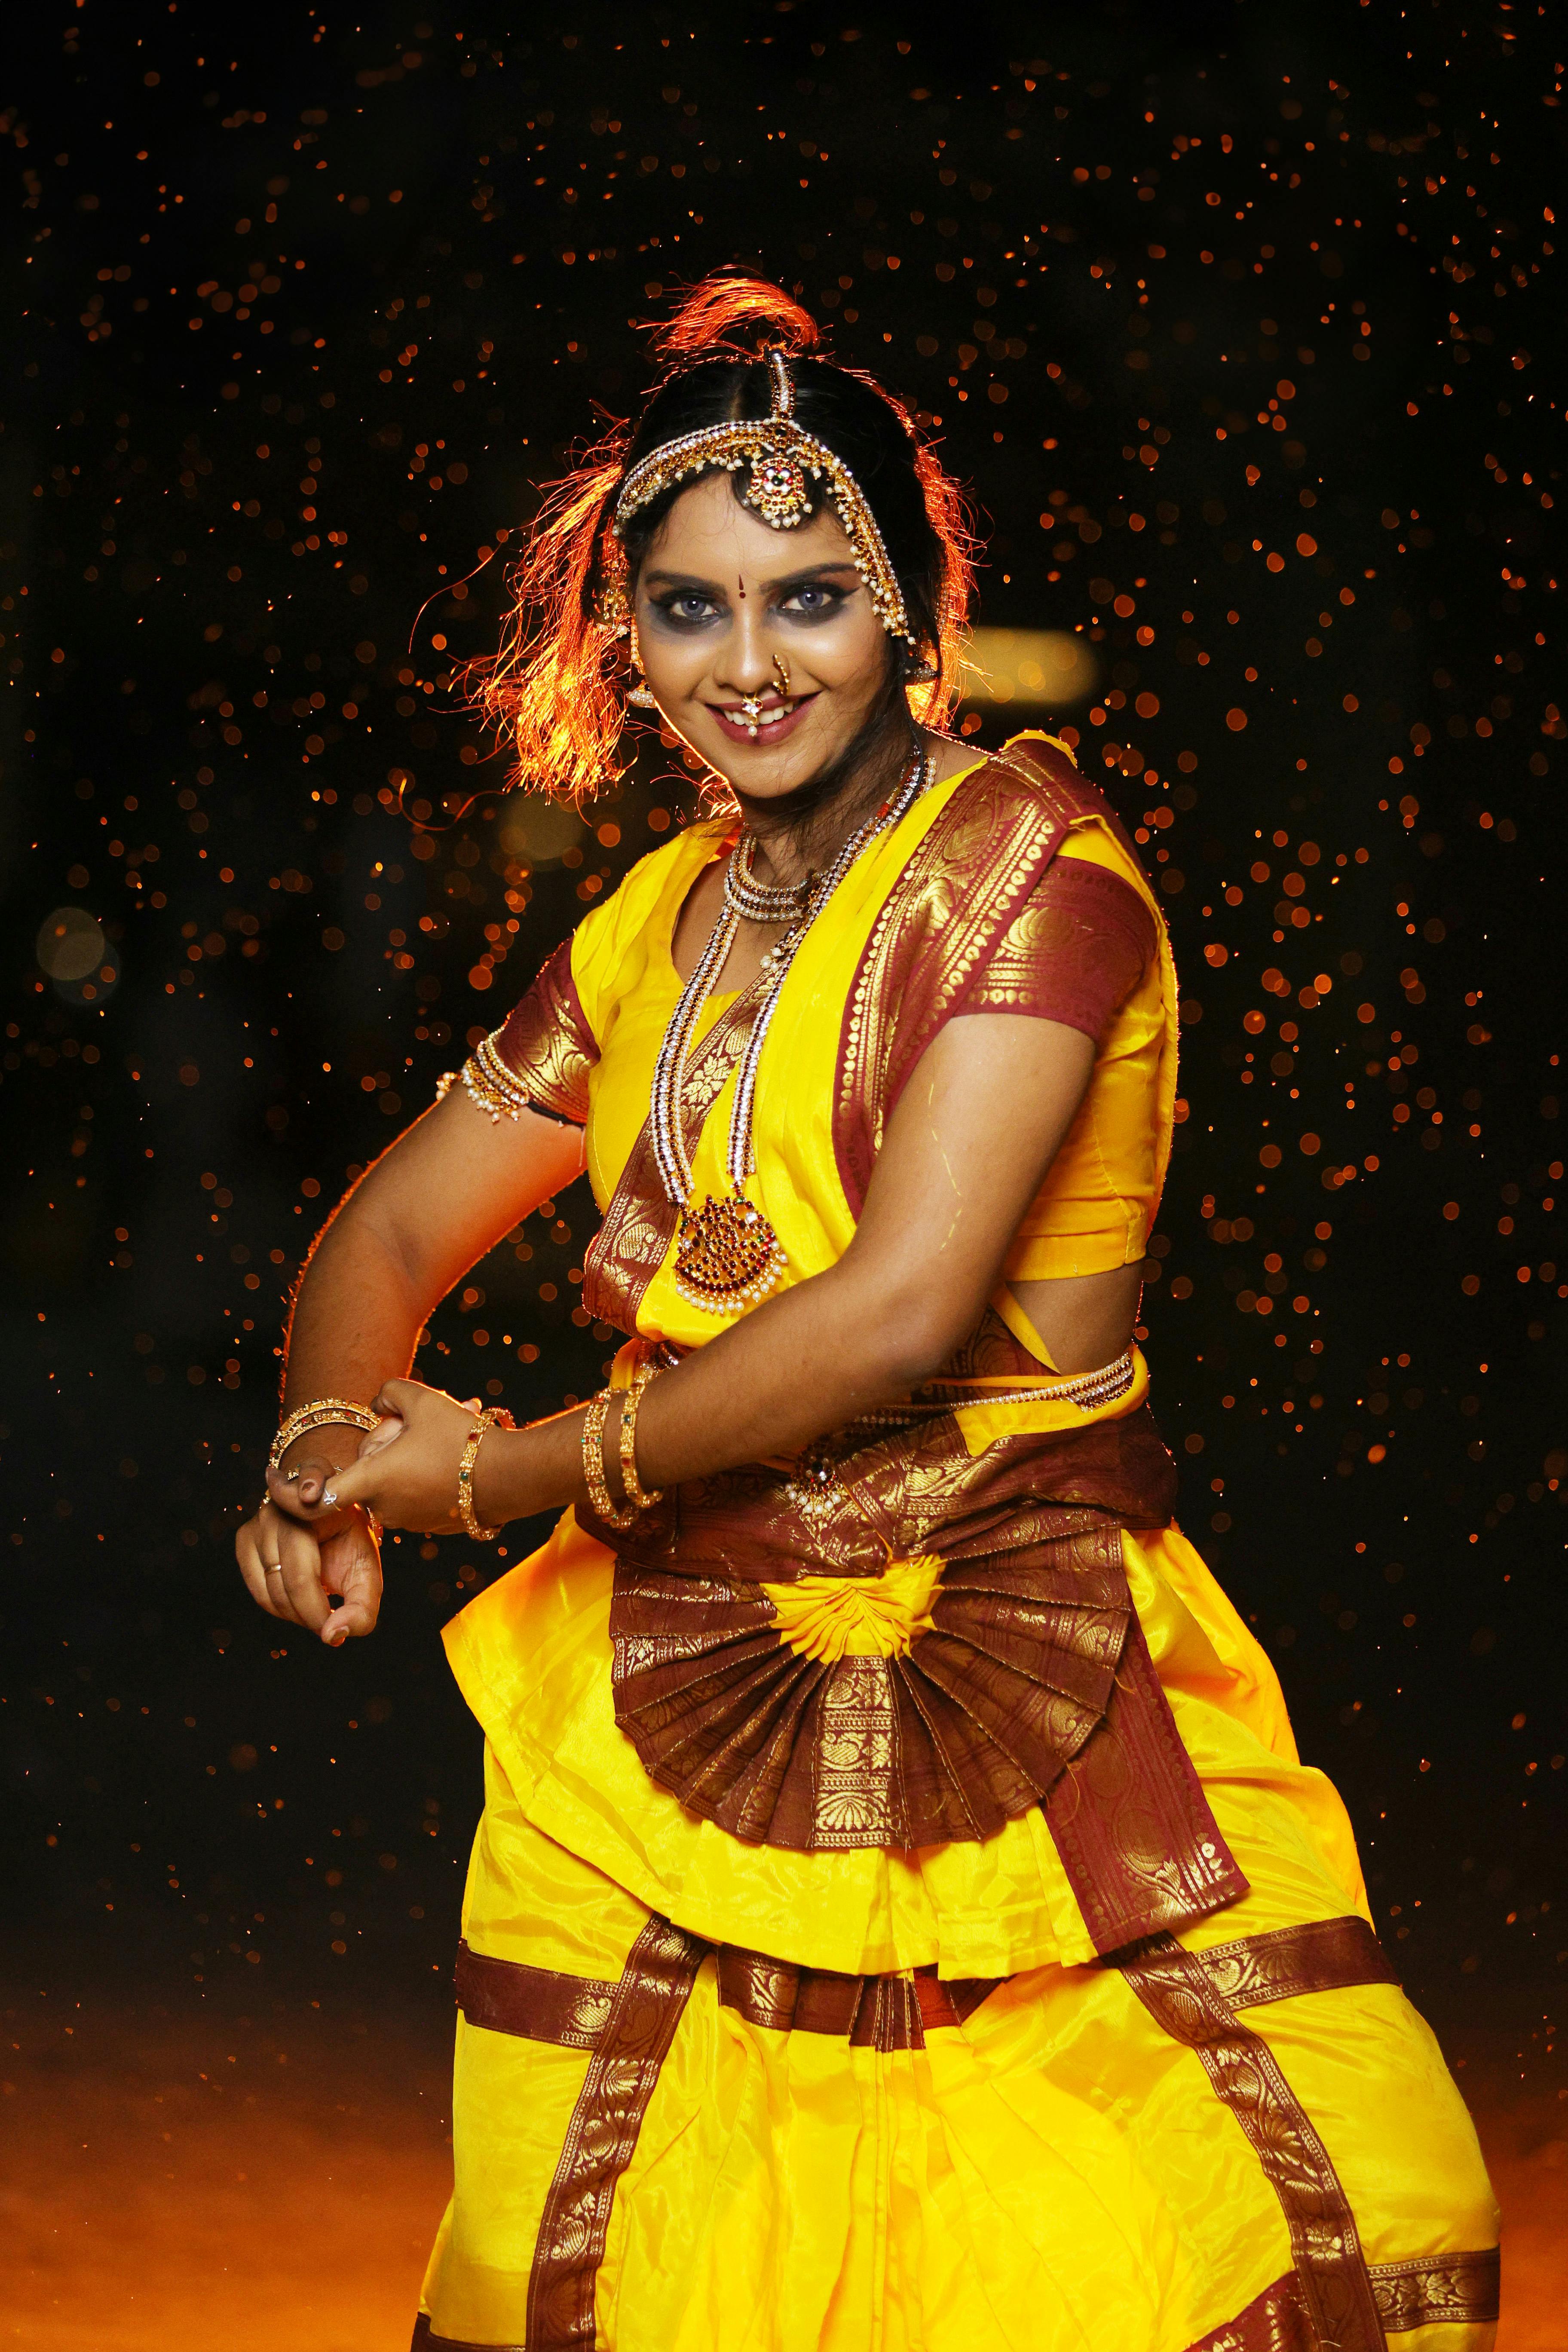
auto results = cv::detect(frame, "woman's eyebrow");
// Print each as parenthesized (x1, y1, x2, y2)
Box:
(766, 562, 861, 594)
(641, 569, 727, 594)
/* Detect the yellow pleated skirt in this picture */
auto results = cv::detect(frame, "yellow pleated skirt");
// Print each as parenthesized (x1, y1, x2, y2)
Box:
(412, 1512, 1498, 2352)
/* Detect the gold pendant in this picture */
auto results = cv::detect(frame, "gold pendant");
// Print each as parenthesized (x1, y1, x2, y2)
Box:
(674, 1190, 787, 1315)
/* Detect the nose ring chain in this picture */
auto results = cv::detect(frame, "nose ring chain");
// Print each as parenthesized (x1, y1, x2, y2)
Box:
(739, 651, 796, 739)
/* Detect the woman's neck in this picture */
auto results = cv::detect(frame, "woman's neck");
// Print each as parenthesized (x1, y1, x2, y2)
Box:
(737, 723, 921, 892)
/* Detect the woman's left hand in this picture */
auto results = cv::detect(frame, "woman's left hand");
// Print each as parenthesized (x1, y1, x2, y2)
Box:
(268, 1377, 481, 1535)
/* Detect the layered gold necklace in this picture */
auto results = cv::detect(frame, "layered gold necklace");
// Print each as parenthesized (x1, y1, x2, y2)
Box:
(650, 748, 929, 1316)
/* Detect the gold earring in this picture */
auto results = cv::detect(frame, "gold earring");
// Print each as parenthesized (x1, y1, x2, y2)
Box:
(626, 618, 659, 710)
(772, 652, 792, 696)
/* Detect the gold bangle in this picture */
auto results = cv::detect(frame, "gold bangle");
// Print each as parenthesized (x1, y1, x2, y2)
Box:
(456, 1406, 515, 1542)
(581, 1391, 637, 1532)
(269, 1397, 380, 1473)
(617, 1366, 664, 1513)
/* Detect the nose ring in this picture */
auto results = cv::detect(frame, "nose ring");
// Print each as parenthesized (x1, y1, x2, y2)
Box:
(772, 652, 791, 695)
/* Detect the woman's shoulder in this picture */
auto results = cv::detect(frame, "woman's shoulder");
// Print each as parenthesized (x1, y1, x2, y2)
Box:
(919, 730, 1135, 875)
(960, 729, 1127, 835)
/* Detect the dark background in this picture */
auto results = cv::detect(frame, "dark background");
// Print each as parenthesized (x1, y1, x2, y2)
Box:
(3, 0, 1563, 2118)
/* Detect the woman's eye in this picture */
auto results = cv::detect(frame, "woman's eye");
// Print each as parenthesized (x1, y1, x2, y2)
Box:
(782, 583, 844, 616)
(658, 594, 718, 625)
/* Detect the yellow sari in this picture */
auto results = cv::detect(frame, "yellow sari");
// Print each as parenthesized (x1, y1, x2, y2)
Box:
(413, 737, 1495, 2352)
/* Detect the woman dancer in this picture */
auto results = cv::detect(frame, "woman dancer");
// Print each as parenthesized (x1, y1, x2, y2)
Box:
(239, 280, 1497, 2352)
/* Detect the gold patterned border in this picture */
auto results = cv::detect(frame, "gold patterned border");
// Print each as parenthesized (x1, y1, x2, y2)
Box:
(524, 1914, 707, 2352)
(1178, 2247, 1501, 2351)
(491, 936, 597, 1124)
(832, 736, 1161, 1216)
(1119, 1932, 1386, 2352)
(1370, 2247, 1500, 2331)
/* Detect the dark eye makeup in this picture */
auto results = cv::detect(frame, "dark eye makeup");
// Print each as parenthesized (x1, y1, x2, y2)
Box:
(644, 574, 858, 631)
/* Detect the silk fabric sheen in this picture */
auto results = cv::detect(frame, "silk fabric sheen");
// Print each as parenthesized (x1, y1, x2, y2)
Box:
(417, 738, 1496, 2349)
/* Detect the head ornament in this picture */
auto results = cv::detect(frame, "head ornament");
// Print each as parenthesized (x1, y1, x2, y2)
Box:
(609, 348, 914, 644)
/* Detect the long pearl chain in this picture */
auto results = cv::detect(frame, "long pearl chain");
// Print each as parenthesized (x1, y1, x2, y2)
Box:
(648, 748, 929, 1311)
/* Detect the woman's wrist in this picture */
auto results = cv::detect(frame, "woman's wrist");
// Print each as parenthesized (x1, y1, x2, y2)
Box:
(468, 1422, 550, 1532)
(278, 1423, 369, 1475)
(470, 1409, 594, 1531)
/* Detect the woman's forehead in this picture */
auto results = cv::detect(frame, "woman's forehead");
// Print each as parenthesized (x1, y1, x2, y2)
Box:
(641, 468, 857, 577)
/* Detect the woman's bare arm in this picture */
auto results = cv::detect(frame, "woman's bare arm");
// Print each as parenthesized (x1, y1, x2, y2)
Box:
(279, 1089, 587, 1420)
(234, 1089, 586, 1638)
(288, 1011, 1117, 1547)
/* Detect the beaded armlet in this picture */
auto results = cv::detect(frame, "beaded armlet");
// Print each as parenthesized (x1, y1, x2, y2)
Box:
(438, 1031, 585, 1130)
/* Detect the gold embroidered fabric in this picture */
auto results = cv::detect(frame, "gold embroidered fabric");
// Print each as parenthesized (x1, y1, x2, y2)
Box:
(831, 739, 1167, 1222)
(490, 935, 597, 1125)
(600, 1402, 1252, 1957)
(811, 1657, 899, 1846)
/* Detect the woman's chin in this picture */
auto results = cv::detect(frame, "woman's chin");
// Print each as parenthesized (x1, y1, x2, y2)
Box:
(703, 731, 851, 799)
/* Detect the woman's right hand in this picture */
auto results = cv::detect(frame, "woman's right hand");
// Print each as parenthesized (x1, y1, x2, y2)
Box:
(235, 1491, 384, 1645)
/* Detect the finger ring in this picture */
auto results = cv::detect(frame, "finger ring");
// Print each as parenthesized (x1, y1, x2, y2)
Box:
(264, 1562, 284, 1576)
(321, 1488, 338, 1510)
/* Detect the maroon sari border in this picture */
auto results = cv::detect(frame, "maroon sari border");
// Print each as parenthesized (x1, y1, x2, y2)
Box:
(454, 1937, 614, 2050)
(831, 737, 1155, 1220)
(524, 1914, 707, 2352)
(493, 935, 597, 1126)
(1182, 2272, 1309, 2352)
(410, 2241, 1501, 2352)
(1045, 1607, 1250, 1955)
(1119, 1932, 1385, 2352)
(1370, 2245, 1500, 2330)
(454, 1913, 1396, 2060)
(1179, 2246, 1501, 2349)
(1195, 1914, 1399, 2012)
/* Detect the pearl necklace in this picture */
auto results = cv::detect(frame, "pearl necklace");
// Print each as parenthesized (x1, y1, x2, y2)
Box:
(650, 749, 930, 1315)
(722, 833, 813, 926)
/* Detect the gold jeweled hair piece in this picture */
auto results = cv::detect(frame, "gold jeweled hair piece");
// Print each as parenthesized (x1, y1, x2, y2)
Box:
(610, 348, 915, 644)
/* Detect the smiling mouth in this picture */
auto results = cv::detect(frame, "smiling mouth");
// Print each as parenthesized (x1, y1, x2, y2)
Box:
(710, 692, 815, 740)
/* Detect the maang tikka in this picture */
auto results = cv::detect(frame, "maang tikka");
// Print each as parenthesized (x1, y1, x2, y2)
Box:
(609, 348, 916, 648)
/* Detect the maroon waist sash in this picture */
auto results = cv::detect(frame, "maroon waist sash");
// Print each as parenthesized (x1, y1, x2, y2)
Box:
(591, 1403, 1248, 1957)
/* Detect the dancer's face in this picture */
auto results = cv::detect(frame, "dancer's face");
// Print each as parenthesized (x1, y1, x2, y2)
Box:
(632, 471, 894, 801)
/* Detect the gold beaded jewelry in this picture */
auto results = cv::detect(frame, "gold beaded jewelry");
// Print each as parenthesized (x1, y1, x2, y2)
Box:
(269, 1398, 381, 1474)
(648, 750, 929, 1317)
(616, 1365, 664, 1514)
(436, 1030, 535, 1124)
(580, 1390, 638, 1532)
(456, 1405, 515, 1542)
(610, 348, 915, 646)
